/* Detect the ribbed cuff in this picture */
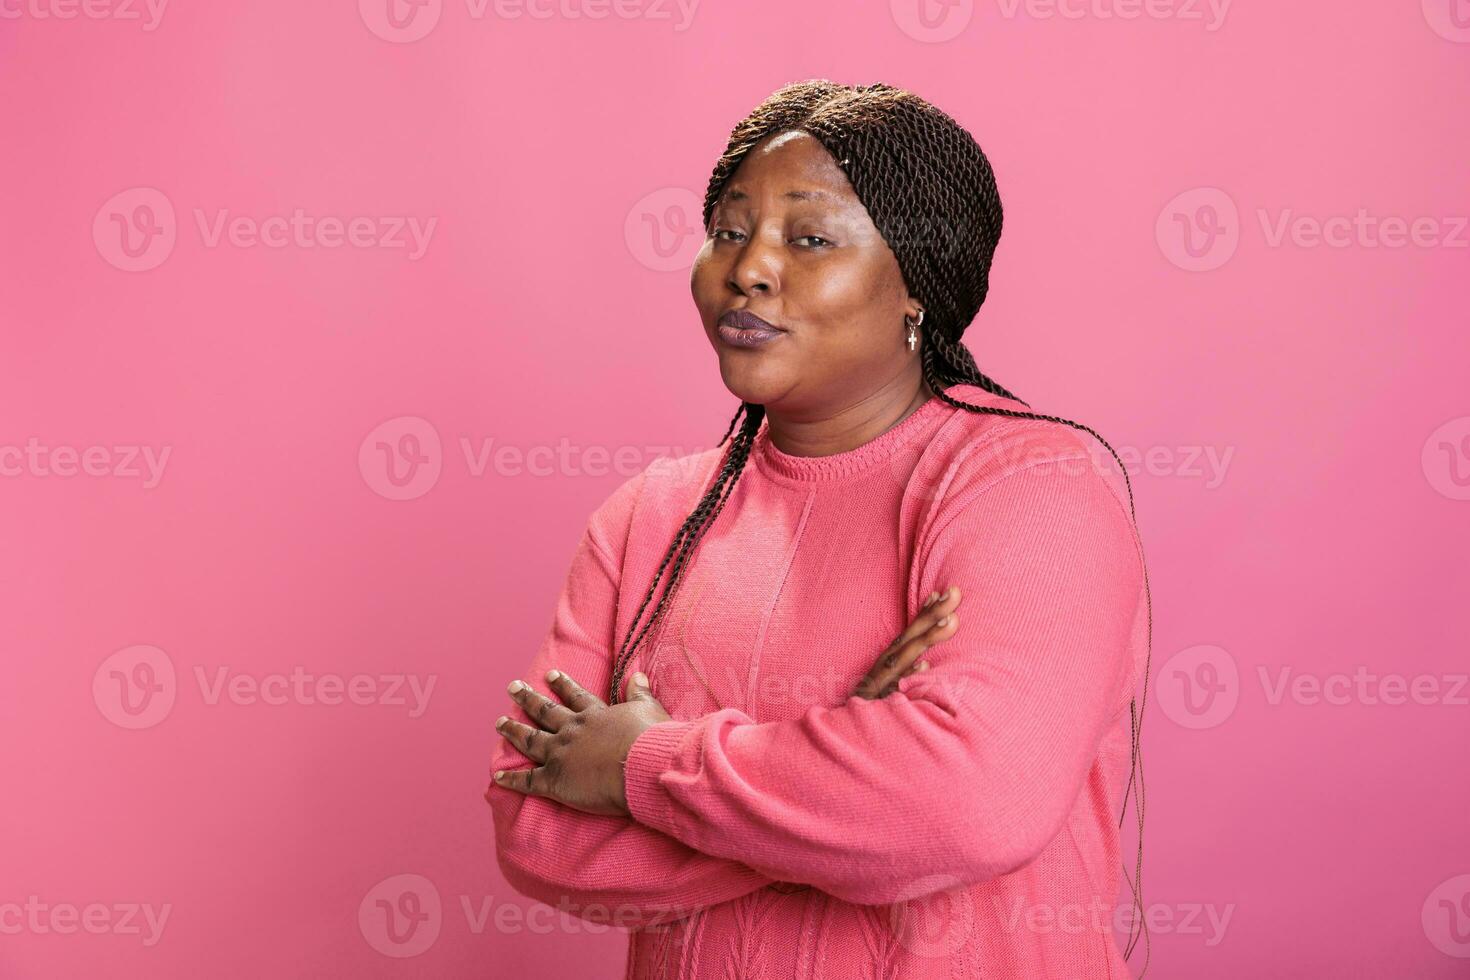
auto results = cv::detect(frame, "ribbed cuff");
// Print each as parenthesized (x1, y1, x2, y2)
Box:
(623, 719, 697, 836)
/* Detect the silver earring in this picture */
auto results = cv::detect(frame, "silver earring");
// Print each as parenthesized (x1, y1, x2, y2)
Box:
(905, 310, 924, 351)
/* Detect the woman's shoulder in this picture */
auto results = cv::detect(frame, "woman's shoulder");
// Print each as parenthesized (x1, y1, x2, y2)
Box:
(584, 445, 726, 557)
(929, 382, 1111, 459)
(918, 383, 1135, 523)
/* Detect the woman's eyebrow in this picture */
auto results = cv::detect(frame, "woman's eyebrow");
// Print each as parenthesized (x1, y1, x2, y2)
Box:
(723, 187, 841, 204)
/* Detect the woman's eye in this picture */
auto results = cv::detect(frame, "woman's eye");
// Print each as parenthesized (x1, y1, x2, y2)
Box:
(711, 229, 832, 248)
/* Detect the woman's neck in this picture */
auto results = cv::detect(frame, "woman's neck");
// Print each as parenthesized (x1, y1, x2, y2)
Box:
(763, 376, 935, 459)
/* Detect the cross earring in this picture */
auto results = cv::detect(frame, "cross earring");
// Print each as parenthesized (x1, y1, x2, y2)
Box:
(905, 309, 924, 351)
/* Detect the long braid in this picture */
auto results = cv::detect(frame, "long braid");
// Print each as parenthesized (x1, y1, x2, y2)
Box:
(918, 331, 1154, 971)
(610, 78, 1153, 974)
(607, 402, 765, 706)
(923, 327, 1027, 404)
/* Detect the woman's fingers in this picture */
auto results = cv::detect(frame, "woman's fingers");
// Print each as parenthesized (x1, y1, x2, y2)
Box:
(545, 669, 602, 712)
(900, 587, 962, 648)
(489, 673, 613, 808)
(490, 765, 544, 798)
(867, 613, 959, 696)
(506, 679, 575, 731)
(495, 714, 549, 763)
(852, 588, 962, 699)
(863, 601, 958, 696)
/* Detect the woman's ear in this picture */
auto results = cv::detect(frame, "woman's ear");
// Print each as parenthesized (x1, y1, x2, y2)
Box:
(903, 295, 926, 322)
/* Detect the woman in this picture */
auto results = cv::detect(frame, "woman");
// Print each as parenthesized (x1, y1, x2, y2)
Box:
(486, 79, 1153, 979)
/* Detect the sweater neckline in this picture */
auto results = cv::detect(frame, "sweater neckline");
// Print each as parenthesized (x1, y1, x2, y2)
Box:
(752, 395, 950, 483)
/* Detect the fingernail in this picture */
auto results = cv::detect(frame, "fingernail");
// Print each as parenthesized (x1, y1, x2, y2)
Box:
(633, 672, 648, 687)
(546, 669, 562, 683)
(493, 770, 505, 781)
(923, 591, 939, 608)
(918, 661, 931, 671)
(942, 587, 954, 601)
(495, 715, 508, 730)
(507, 680, 525, 694)
(936, 615, 950, 627)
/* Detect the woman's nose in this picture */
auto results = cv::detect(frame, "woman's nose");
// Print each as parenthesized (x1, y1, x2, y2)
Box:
(727, 229, 781, 295)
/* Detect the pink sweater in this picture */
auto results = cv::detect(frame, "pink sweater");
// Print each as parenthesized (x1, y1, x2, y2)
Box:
(489, 384, 1150, 979)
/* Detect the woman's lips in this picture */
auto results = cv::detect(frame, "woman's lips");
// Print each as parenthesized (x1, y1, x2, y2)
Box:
(716, 310, 785, 349)
(716, 322, 785, 348)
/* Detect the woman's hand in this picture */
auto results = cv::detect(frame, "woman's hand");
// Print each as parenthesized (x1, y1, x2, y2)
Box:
(850, 586, 962, 700)
(488, 669, 673, 817)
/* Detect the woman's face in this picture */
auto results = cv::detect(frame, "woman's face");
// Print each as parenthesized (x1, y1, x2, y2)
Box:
(690, 130, 920, 418)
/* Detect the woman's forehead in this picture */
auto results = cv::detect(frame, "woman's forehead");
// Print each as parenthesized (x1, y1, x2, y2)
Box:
(722, 135, 860, 207)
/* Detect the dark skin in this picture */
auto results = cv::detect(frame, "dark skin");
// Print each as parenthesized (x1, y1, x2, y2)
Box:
(488, 130, 961, 817)
(696, 129, 936, 454)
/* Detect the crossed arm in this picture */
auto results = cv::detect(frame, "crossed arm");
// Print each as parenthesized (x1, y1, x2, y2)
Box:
(485, 518, 777, 928)
(488, 452, 1144, 916)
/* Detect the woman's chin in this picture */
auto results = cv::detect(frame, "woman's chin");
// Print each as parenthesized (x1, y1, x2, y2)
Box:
(716, 357, 791, 407)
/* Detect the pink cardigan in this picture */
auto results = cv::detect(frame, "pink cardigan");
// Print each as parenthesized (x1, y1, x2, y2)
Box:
(488, 384, 1150, 979)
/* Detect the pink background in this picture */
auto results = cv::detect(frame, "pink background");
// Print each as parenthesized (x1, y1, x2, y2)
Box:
(2, 1, 1468, 976)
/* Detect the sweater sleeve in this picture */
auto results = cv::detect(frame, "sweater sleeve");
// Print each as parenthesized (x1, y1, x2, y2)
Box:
(621, 448, 1146, 907)
(487, 464, 775, 927)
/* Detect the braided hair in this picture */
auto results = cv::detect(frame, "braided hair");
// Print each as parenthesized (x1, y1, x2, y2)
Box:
(607, 79, 1154, 972)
